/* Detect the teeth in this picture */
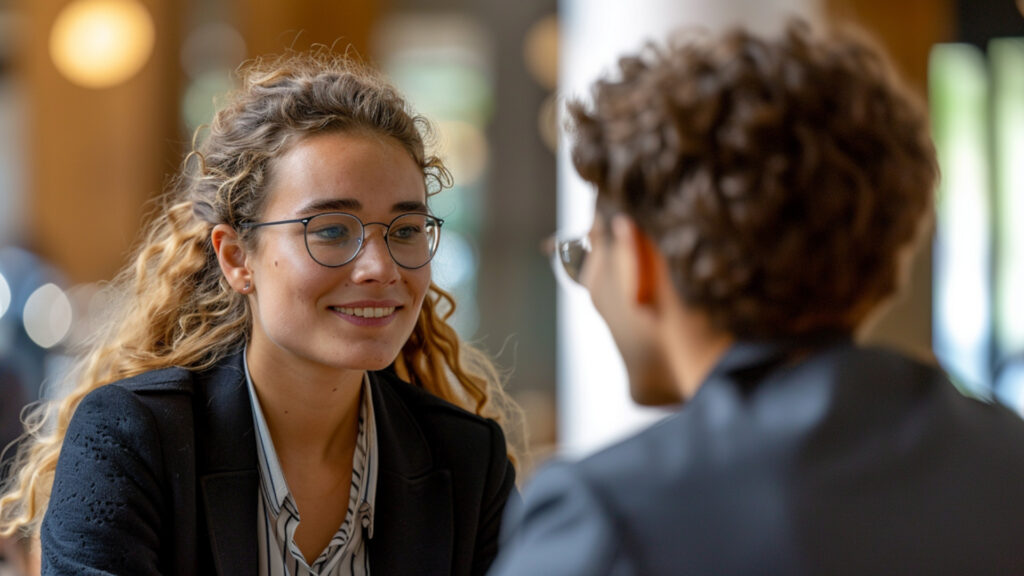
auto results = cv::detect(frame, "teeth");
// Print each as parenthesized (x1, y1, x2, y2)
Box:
(334, 306, 396, 318)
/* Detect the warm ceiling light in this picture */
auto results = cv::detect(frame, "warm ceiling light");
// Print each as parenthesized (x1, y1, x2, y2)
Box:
(49, 0, 155, 89)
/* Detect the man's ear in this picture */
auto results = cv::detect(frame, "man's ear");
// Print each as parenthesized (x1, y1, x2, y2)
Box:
(610, 215, 661, 307)
(211, 224, 253, 294)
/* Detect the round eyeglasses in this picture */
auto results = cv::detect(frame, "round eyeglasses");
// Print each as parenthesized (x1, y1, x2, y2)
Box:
(550, 235, 591, 285)
(239, 212, 444, 270)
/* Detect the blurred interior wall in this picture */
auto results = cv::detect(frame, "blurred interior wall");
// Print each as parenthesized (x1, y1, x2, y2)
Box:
(380, 0, 561, 466)
(18, 0, 184, 284)
(0, 59, 23, 248)
(229, 0, 379, 59)
(472, 0, 559, 461)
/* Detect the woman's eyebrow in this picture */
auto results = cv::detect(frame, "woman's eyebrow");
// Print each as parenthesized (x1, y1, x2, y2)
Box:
(393, 200, 428, 213)
(296, 198, 361, 214)
(294, 198, 428, 215)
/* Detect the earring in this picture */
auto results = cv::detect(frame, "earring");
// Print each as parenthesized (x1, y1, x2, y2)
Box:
(243, 281, 251, 292)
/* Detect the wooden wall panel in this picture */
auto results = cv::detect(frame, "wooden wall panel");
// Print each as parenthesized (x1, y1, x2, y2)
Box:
(827, 0, 954, 95)
(825, 0, 954, 357)
(232, 1, 382, 60)
(18, 0, 183, 284)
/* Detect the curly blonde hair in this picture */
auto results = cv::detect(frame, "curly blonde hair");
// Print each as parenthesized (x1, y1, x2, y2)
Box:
(0, 49, 523, 537)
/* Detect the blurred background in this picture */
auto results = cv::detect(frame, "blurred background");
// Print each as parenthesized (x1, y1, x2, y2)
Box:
(0, 1, 1023, 516)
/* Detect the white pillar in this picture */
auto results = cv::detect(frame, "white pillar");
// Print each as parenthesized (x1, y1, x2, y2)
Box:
(557, 0, 823, 457)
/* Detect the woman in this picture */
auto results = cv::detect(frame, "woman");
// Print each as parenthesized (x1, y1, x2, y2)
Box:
(0, 50, 521, 576)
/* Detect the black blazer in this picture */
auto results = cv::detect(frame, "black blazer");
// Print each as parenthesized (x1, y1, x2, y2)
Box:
(41, 351, 517, 575)
(491, 338, 1024, 576)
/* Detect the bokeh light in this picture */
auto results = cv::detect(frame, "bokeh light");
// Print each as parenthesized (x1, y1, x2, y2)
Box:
(433, 229, 476, 289)
(437, 120, 489, 186)
(180, 22, 246, 79)
(431, 230, 479, 336)
(49, 0, 155, 89)
(0, 272, 10, 320)
(523, 13, 558, 91)
(537, 93, 559, 153)
(182, 69, 235, 132)
(23, 283, 73, 349)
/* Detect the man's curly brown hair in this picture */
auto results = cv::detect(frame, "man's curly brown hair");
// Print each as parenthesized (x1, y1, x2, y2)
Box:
(569, 20, 938, 338)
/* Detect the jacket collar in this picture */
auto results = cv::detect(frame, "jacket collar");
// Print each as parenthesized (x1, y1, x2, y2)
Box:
(696, 332, 853, 400)
(196, 353, 437, 477)
(368, 370, 434, 477)
(367, 370, 455, 575)
(194, 353, 454, 576)
(194, 350, 259, 576)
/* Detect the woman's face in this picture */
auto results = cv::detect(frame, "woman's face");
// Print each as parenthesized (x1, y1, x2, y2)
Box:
(244, 130, 432, 373)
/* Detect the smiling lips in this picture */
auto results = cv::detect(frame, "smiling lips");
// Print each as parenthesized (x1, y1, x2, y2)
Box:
(329, 303, 401, 326)
(332, 305, 397, 318)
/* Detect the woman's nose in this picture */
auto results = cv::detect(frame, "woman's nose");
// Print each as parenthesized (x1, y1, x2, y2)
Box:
(350, 229, 400, 284)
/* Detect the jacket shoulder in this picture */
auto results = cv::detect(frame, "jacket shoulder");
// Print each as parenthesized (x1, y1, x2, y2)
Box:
(370, 368, 511, 480)
(373, 368, 499, 431)
(102, 366, 195, 395)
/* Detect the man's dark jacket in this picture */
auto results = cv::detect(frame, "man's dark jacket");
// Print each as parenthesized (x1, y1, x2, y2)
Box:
(492, 338, 1024, 575)
(42, 350, 516, 575)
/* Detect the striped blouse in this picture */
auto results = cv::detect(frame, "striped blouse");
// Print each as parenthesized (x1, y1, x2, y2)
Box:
(245, 356, 379, 576)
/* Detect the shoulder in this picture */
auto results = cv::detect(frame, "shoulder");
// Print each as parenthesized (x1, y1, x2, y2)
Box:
(88, 366, 195, 399)
(68, 367, 200, 450)
(493, 458, 633, 576)
(46, 369, 198, 575)
(369, 368, 513, 496)
(66, 363, 221, 466)
(371, 368, 505, 439)
(509, 423, 684, 534)
(808, 343, 1024, 435)
(76, 366, 189, 412)
(79, 350, 249, 413)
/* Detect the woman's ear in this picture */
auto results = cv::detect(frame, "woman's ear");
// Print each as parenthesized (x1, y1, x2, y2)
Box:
(211, 224, 253, 294)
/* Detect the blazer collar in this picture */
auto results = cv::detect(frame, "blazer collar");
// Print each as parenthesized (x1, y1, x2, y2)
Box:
(368, 370, 434, 477)
(701, 332, 853, 392)
(195, 350, 259, 576)
(367, 370, 455, 575)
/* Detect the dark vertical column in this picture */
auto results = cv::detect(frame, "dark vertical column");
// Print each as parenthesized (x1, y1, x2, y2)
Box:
(473, 0, 558, 431)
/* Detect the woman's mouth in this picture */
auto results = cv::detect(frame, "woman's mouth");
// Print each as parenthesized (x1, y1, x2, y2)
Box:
(331, 305, 397, 318)
(329, 304, 401, 326)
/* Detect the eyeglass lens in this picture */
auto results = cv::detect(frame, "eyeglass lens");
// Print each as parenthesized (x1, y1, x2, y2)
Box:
(304, 212, 441, 269)
(557, 238, 589, 283)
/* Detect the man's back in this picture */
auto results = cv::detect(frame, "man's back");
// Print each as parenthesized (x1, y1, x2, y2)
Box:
(493, 340, 1024, 575)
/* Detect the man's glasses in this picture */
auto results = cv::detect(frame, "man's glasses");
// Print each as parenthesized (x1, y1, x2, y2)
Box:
(239, 212, 444, 270)
(549, 235, 591, 285)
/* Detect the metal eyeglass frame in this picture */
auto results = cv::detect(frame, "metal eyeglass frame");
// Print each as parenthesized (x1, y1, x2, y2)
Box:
(238, 211, 444, 270)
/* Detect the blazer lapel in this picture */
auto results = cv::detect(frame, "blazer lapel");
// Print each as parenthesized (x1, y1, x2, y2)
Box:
(194, 352, 259, 576)
(368, 371, 454, 576)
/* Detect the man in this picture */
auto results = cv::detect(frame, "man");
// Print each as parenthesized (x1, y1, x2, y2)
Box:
(490, 21, 1024, 575)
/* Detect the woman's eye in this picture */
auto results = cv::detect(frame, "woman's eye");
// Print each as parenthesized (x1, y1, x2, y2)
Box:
(390, 225, 422, 241)
(310, 225, 350, 242)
